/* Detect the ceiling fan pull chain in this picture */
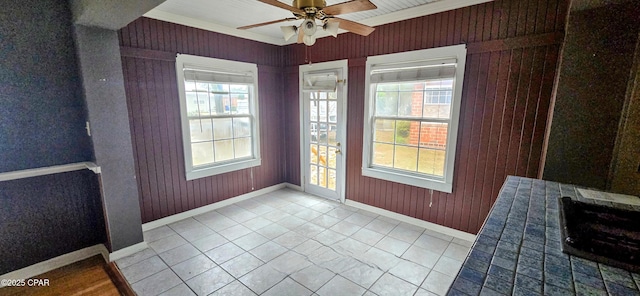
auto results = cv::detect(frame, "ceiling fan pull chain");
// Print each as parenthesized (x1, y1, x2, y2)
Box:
(305, 45, 312, 65)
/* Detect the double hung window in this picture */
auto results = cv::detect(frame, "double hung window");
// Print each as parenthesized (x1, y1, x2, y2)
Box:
(176, 54, 261, 180)
(362, 45, 467, 193)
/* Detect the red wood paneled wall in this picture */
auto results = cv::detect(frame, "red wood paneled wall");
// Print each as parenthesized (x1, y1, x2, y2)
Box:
(119, 19, 286, 223)
(283, 0, 569, 233)
(119, 0, 569, 233)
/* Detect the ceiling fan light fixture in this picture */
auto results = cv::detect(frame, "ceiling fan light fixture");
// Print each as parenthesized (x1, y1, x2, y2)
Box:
(323, 21, 339, 37)
(303, 34, 316, 46)
(280, 25, 298, 41)
(301, 19, 317, 36)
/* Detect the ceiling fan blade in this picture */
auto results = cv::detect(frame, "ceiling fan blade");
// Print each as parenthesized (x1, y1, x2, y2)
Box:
(297, 26, 304, 43)
(237, 18, 298, 30)
(258, 0, 304, 14)
(328, 17, 375, 36)
(322, 0, 377, 16)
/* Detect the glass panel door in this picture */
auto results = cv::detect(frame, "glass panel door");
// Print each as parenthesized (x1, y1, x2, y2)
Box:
(300, 62, 347, 202)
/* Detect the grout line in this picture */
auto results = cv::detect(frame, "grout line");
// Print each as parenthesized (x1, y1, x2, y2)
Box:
(127, 188, 467, 295)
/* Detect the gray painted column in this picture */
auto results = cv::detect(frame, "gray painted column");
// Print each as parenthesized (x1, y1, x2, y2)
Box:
(73, 25, 143, 251)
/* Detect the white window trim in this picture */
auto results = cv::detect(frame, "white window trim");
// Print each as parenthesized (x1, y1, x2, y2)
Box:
(362, 45, 467, 193)
(175, 54, 261, 181)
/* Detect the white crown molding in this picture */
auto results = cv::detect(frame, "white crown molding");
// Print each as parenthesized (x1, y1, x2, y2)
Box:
(143, 0, 494, 47)
(143, 10, 288, 46)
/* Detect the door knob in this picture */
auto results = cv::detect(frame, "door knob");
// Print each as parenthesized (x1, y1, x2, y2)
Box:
(335, 148, 342, 155)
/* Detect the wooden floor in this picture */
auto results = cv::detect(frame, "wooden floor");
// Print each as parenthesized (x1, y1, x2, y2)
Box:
(0, 256, 132, 296)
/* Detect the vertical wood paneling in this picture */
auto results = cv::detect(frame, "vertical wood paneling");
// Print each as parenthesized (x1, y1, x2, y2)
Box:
(281, 0, 567, 234)
(120, 0, 567, 232)
(120, 19, 285, 223)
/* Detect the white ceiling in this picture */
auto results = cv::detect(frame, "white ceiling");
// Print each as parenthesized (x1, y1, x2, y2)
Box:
(144, 0, 493, 46)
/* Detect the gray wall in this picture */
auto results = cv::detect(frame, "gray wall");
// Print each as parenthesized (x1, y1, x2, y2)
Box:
(73, 26, 143, 251)
(543, 1, 640, 189)
(0, 0, 93, 172)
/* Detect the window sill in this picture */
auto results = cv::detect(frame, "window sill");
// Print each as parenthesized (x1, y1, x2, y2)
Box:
(186, 158, 261, 181)
(361, 167, 452, 193)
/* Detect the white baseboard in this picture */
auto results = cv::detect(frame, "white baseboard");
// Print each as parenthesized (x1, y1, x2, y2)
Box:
(0, 244, 109, 285)
(284, 182, 303, 191)
(142, 183, 287, 232)
(345, 200, 476, 242)
(108, 242, 148, 262)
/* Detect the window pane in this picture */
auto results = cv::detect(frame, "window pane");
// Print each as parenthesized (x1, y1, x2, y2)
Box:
(319, 100, 327, 122)
(186, 91, 200, 116)
(394, 146, 418, 171)
(328, 147, 337, 169)
(418, 148, 445, 177)
(310, 165, 318, 185)
(192, 142, 214, 166)
(395, 120, 415, 145)
(422, 101, 450, 119)
(235, 93, 250, 115)
(375, 90, 398, 116)
(328, 169, 336, 191)
(317, 123, 327, 144)
(213, 118, 233, 140)
(310, 144, 318, 164)
(190, 119, 213, 142)
(319, 167, 327, 188)
(310, 101, 318, 122)
(419, 122, 448, 149)
(210, 94, 230, 115)
(234, 137, 252, 158)
(311, 123, 325, 143)
(374, 119, 395, 143)
(328, 124, 337, 146)
(398, 92, 421, 117)
(328, 101, 337, 123)
(372, 143, 394, 168)
(423, 79, 453, 119)
(197, 90, 211, 116)
(318, 146, 327, 167)
(233, 118, 251, 137)
(230, 93, 248, 114)
(214, 140, 234, 162)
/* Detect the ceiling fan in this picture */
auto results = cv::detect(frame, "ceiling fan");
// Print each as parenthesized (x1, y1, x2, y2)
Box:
(238, 0, 377, 46)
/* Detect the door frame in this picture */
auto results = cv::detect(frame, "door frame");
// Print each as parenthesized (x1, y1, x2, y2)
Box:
(298, 60, 348, 203)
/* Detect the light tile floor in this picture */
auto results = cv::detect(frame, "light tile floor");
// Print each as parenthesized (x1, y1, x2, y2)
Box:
(117, 189, 472, 296)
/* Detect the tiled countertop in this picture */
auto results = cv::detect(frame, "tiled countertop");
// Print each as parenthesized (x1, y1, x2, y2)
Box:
(447, 176, 640, 296)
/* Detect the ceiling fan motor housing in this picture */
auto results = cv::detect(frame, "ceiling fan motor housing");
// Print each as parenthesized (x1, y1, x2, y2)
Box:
(293, 0, 326, 9)
(301, 19, 317, 35)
